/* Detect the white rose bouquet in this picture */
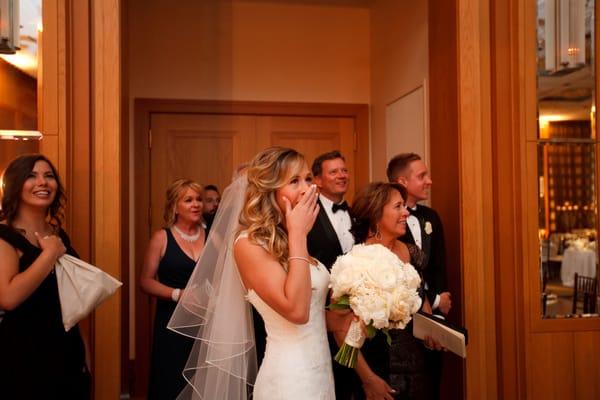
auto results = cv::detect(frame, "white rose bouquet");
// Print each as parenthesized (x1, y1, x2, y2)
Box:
(329, 243, 422, 368)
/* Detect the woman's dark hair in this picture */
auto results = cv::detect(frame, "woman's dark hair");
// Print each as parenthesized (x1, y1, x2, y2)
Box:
(350, 182, 407, 244)
(0, 154, 66, 228)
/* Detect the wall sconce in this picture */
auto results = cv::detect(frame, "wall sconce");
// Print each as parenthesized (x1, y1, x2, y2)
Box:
(0, 130, 42, 140)
(0, 0, 20, 54)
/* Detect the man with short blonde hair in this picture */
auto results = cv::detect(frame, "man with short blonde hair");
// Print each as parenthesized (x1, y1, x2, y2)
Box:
(387, 152, 451, 400)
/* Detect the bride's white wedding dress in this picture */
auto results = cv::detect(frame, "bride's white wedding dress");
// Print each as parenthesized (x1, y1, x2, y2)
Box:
(247, 260, 335, 400)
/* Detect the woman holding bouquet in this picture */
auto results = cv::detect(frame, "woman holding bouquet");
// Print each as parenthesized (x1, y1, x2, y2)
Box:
(0, 154, 90, 399)
(347, 182, 441, 400)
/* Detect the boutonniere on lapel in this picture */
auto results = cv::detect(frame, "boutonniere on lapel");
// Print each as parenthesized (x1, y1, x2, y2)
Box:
(424, 221, 433, 235)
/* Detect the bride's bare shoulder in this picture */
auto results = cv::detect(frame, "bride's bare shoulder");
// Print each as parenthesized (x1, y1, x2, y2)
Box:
(234, 235, 269, 261)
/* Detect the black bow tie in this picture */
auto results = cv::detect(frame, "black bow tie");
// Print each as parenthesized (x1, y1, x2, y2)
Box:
(332, 201, 349, 213)
(407, 206, 418, 216)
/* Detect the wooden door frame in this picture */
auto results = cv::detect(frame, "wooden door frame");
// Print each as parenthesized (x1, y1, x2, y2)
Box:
(131, 98, 369, 396)
(457, 0, 498, 398)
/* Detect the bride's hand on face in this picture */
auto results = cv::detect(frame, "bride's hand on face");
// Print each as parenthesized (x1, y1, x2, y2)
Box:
(282, 184, 319, 236)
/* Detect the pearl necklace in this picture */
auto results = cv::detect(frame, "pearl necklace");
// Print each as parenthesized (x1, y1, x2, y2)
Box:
(173, 225, 202, 243)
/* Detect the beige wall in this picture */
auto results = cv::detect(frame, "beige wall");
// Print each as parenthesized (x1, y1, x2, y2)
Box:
(370, 0, 429, 180)
(128, 0, 370, 103)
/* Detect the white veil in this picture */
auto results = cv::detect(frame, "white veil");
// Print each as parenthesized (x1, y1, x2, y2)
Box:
(168, 175, 257, 399)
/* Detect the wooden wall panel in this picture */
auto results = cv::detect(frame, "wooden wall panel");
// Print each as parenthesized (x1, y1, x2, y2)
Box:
(67, 1, 94, 395)
(68, 0, 92, 260)
(40, 134, 59, 166)
(457, 0, 498, 398)
(489, 0, 529, 398)
(573, 332, 600, 399)
(40, 0, 59, 138)
(527, 333, 574, 400)
(92, 0, 122, 398)
(428, 1, 463, 398)
(39, 0, 61, 168)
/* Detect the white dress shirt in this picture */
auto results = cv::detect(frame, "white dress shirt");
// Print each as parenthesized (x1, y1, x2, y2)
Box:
(319, 194, 354, 253)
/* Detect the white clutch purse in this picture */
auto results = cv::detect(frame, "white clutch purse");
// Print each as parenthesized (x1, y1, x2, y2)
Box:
(55, 254, 122, 331)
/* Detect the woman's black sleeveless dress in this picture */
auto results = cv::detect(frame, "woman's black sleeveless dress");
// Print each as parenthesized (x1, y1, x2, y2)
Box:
(351, 243, 432, 400)
(147, 228, 198, 400)
(0, 224, 90, 399)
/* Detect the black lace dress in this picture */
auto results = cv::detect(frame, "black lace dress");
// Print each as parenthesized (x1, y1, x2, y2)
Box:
(350, 243, 431, 400)
(0, 224, 90, 400)
(387, 244, 431, 400)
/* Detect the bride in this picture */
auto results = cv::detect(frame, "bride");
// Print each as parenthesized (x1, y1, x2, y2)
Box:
(168, 147, 335, 400)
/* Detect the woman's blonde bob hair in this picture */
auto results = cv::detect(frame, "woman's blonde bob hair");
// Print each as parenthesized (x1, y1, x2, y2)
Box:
(239, 146, 307, 268)
(163, 179, 204, 227)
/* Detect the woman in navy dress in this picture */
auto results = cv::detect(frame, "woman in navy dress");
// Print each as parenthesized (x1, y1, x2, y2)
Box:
(140, 179, 206, 399)
(0, 154, 90, 399)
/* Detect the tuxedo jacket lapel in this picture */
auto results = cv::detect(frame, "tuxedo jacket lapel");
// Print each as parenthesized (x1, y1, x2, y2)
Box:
(307, 199, 344, 269)
(316, 200, 342, 250)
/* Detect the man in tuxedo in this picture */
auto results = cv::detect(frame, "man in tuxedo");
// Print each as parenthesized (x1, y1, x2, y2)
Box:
(307, 150, 356, 399)
(308, 150, 354, 268)
(387, 152, 451, 399)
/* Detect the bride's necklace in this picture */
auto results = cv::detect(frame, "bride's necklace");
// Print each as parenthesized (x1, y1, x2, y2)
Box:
(173, 224, 201, 243)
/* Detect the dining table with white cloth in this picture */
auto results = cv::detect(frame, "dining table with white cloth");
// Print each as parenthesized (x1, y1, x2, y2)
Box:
(560, 246, 597, 287)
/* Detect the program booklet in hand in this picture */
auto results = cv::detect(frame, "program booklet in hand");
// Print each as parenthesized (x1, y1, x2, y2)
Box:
(412, 311, 468, 358)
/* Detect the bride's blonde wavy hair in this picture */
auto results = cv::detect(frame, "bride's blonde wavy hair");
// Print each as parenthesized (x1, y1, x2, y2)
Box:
(239, 147, 306, 269)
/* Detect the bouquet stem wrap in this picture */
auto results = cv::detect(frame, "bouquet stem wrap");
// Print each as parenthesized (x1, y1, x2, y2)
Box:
(335, 319, 366, 368)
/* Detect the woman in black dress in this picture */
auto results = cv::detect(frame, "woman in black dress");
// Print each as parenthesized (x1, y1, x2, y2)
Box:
(0, 154, 90, 399)
(346, 182, 442, 400)
(140, 179, 206, 399)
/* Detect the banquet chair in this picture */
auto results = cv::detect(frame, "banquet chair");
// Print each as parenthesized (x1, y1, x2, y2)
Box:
(572, 273, 598, 314)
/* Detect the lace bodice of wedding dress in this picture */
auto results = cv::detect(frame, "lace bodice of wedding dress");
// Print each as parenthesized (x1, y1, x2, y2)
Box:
(246, 260, 335, 400)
